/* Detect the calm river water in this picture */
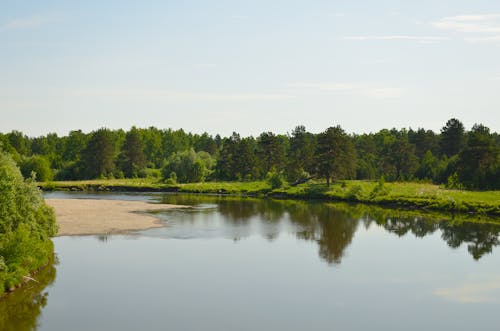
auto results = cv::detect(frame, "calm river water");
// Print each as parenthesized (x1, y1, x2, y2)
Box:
(2, 192, 500, 330)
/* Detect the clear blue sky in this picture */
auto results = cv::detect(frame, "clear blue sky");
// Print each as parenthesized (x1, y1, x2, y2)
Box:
(1, 0, 500, 137)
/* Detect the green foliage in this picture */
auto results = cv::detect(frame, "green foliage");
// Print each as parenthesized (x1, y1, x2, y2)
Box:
(162, 149, 214, 183)
(287, 125, 316, 181)
(2, 117, 500, 190)
(6, 131, 31, 157)
(408, 128, 440, 159)
(62, 130, 88, 162)
(0, 151, 56, 295)
(81, 128, 117, 179)
(266, 169, 286, 189)
(216, 133, 260, 180)
(446, 173, 464, 190)
(441, 118, 465, 157)
(457, 124, 499, 190)
(370, 177, 390, 198)
(257, 132, 288, 175)
(119, 127, 147, 178)
(19, 155, 53, 181)
(315, 126, 357, 186)
(416, 150, 438, 180)
(165, 171, 177, 184)
(381, 132, 418, 181)
(345, 184, 363, 200)
(55, 161, 83, 180)
(35, 177, 500, 215)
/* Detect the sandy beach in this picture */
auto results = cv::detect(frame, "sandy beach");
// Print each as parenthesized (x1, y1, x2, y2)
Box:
(46, 198, 184, 236)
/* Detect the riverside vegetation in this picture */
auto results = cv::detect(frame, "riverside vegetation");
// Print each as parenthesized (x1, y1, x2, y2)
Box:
(0, 151, 57, 297)
(39, 178, 500, 216)
(2, 118, 500, 214)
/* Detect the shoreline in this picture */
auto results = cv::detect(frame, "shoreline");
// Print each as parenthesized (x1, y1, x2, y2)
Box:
(39, 180, 500, 217)
(46, 198, 186, 236)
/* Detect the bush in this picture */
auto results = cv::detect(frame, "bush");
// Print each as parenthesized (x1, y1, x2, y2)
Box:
(266, 170, 285, 189)
(446, 172, 464, 190)
(162, 149, 215, 183)
(19, 155, 53, 181)
(0, 151, 57, 296)
(165, 171, 177, 185)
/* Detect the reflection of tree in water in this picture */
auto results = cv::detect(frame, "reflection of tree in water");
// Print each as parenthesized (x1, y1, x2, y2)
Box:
(369, 211, 500, 260)
(158, 193, 500, 263)
(0, 260, 56, 331)
(287, 202, 359, 265)
(275, 201, 500, 262)
(376, 217, 438, 238)
(97, 234, 110, 242)
(316, 209, 358, 264)
(440, 222, 500, 260)
(217, 199, 259, 223)
(215, 198, 359, 263)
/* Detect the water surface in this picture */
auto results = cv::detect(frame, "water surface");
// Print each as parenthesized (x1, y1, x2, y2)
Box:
(3, 193, 500, 330)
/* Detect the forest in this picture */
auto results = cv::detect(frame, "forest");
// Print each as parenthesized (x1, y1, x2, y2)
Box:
(0, 118, 499, 190)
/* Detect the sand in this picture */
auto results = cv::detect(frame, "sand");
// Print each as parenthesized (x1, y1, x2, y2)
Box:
(46, 198, 184, 236)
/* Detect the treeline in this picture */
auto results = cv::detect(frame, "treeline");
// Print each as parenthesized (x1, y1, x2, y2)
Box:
(1, 118, 499, 190)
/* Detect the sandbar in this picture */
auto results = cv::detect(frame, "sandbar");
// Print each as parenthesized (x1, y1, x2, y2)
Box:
(46, 198, 184, 236)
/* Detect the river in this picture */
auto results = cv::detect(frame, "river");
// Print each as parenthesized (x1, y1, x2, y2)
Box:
(1, 192, 500, 330)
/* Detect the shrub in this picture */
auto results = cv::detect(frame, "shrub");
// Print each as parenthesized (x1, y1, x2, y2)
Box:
(162, 149, 215, 183)
(266, 170, 285, 189)
(0, 151, 57, 295)
(19, 155, 53, 181)
(165, 171, 177, 185)
(446, 172, 464, 190)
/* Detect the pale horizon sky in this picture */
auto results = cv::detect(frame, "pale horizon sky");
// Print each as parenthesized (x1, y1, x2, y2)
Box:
(1, 0, 500, 137)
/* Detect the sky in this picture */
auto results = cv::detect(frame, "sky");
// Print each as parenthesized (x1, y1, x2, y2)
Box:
(1, 0, 500, 137)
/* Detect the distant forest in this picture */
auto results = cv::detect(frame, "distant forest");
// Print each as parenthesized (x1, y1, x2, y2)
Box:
(1, 118, 499, 190)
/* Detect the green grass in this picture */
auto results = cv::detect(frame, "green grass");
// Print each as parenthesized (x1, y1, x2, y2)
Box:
(40, 178, 168, 191)
(177, 181, 271, 194)
(38, 179, 500, 216)
(277, 180, 500, 215)
(39, 178, 272, 195)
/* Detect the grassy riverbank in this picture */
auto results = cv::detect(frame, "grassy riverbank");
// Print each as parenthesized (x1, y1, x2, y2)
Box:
(38, 179, 500, 216)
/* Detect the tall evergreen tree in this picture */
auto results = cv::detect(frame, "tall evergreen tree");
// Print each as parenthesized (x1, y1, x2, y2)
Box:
(287, 125, 316, 181)
(440, 118, 465, 157)
(257, 132, 288, 175)
(315, 126, 356, 186)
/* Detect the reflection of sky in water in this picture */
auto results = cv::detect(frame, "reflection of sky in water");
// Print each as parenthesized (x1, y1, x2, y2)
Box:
(11, 192, 498, 330)
(434, 276, 500, 303)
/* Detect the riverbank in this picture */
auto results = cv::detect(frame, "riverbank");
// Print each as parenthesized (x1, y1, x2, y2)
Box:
(46, 199, 185, 236)
(38, 179, 500, 217)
